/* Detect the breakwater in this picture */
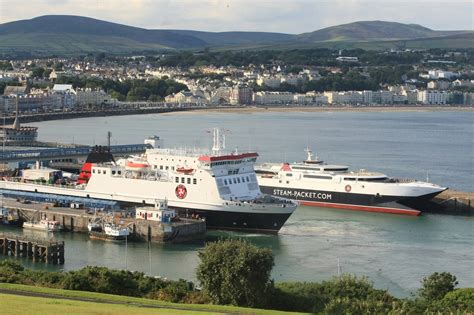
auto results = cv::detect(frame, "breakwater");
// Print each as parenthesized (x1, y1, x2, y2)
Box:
(1, 106, 242, 125)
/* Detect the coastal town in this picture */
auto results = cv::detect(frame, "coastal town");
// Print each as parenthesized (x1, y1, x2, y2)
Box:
(0, 1, 473, 313)
(1, 48, 473, 114)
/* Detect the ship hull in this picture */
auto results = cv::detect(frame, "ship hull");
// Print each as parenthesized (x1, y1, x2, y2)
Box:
(174, 207, 293, 234)
(89, 231, 127, 241)
(259, 185, 444, 216)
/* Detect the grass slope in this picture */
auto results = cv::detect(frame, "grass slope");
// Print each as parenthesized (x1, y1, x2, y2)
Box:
(297, 20, 465, 42)
(213, 32, 474, 51)
(0, 283, 302, 315)
(0, 33, 171, 56)
(0, 293, 202, 315)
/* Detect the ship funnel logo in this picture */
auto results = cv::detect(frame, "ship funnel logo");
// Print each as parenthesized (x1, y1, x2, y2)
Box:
(175, 185, 187, 199)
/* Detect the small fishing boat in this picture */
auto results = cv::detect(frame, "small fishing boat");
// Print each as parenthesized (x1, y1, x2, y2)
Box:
(23, 219, 62, 232)
(89, 223, 129, 241)
(0, 208, 22, 226)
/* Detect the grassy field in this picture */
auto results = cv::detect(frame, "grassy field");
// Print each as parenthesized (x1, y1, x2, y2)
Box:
(0, 283, 302, 315)
(0, 293, 205, 315)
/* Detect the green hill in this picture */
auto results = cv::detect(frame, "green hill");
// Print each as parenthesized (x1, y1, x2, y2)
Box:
(296, 20, 465, 42)
(0, 15, 471, 57)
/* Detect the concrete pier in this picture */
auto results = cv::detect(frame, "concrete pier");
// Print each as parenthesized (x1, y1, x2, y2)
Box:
(3, 199, 206, 243)
(428, 190, 474, 215)
(0, 234, 64, 264)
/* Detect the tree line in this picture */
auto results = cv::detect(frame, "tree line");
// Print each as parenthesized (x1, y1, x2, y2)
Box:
(23, 75, 188, 102)
(0, 239, 472, 313)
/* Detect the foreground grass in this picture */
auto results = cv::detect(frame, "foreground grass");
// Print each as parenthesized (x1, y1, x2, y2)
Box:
(0, 293, 204, 315)
(0, 283, 302, 315)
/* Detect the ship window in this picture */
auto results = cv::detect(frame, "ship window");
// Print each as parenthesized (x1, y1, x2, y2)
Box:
(160, 165, 163, 170)
(286, 173, 293, 177)
(172, 167, 174, 170)
(97, 170, 101, 174)
(103, 171, 106, 175)
(193, 178, 197, 184)
(112, 170, 116, 175)
(92, 170, 95, 173)
(166, 166, 169, 170)
(175, 177, 179, 183)
(224, 179, 227, 185)
(344, 177, 356, 181)
(233, 178, 237, 184)
(118, 171, 121, 175)
(237, 178, 241, 183)
(187, 178, 191, 184)
(246, 176, 250, 182)
(181, 177, 185, 183)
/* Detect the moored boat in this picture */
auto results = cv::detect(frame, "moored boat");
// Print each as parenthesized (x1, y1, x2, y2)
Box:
(23, 219, 62, 232)
(256, 148, 447, 216)
(1, 130, 297, 234)
(89, 223, 130, 241)
(0, 208, 22, 226)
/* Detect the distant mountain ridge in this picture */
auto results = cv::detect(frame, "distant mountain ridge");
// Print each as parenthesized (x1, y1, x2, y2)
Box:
(0, 15, 471, 56)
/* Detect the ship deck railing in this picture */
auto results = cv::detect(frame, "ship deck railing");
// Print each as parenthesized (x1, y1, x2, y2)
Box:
(2, 178, 87, 190)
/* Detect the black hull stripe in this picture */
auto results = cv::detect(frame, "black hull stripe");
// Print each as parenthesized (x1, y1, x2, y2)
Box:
(172, 207, 292, 233)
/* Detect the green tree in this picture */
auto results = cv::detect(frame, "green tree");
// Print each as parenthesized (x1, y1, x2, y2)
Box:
(109, 89, 125, 101)
(43, 68, 52, 79)
(419, 272, 458, 302)
(54, 62, 64, 71)
(196, 239, 274, 307)
(0, 61, 13, 71)
(434, 288, 474, 312)
(30, 67, 45, 78)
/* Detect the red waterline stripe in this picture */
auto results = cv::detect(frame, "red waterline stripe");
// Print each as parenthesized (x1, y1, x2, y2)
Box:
(299, 200, 421, 216)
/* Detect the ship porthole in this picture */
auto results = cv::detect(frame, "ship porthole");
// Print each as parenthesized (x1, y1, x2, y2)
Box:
(233, 222, 237, 225)
(243, 222, 247, 226)
(274, 223, 277, 227)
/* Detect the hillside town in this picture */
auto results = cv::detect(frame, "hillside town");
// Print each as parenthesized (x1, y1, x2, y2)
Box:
(0, 49, 473, 114)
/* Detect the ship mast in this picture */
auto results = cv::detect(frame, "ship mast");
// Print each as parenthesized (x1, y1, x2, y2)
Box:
(212, 127, 225, 155)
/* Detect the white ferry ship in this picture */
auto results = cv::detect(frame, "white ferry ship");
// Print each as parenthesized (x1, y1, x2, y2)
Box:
(256, 148, 447, 216)
(0, 130, 297, 233)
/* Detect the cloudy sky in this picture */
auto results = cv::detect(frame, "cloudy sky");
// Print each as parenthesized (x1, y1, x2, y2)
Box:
(0, 0, 472, 33)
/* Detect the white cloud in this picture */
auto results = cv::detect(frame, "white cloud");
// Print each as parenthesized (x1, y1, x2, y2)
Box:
(0, 0, 472, 33)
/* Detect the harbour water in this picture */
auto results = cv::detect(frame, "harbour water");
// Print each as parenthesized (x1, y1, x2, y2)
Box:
(1, 109, 473, 297)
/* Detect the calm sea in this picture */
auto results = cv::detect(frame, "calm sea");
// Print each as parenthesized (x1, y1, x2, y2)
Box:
(1, 109, 473, 297)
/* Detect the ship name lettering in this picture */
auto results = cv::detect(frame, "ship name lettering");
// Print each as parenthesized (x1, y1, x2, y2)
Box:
(273, 189, 331, 200)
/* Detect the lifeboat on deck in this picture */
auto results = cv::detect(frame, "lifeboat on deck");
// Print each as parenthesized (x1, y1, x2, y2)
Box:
(176, 167, 194, 174)
(125, 157, 149, 171)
